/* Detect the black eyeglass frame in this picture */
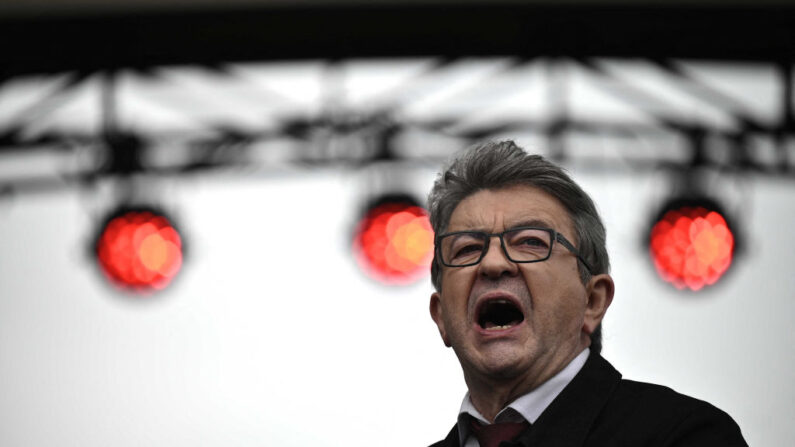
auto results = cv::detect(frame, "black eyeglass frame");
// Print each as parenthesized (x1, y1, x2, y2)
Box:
(435, 226, 594, 273)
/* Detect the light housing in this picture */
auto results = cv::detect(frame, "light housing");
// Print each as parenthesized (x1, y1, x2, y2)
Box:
(352, 194, 434, 285)
(94, 206, 184, 293)
(648, 197, 736, 291)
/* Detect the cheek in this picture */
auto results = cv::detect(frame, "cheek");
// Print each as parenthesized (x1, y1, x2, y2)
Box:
(522, 268, 586, 323)
(442, 268, 476, 298)
(440, 269, 477, 323)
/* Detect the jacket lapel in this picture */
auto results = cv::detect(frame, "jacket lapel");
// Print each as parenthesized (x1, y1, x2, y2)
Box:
(429, 423, 460, 447)
(514, 353, 622, 447)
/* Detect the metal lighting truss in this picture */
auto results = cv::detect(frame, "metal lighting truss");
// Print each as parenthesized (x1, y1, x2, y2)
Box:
(0, 2, 794, 197)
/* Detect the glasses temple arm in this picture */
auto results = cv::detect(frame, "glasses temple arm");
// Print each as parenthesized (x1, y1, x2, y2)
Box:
(555, 233, 595, 274)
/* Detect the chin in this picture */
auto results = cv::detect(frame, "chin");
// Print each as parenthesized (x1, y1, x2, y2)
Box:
(477, 348, 534, 379)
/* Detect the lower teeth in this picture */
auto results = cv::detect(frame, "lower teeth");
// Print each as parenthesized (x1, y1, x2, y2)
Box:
(486, 324, 512, 330)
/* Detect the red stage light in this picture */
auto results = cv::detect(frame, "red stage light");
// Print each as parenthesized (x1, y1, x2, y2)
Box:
(353, 199, 434, 285)
(649, 203, 735, 291)
(95, 208, 183, 292)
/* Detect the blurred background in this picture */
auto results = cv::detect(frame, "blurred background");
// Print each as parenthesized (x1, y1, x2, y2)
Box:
(0, 0, 793, 445)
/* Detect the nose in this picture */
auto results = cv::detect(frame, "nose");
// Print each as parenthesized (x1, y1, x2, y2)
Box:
(478, 236, 519, 279)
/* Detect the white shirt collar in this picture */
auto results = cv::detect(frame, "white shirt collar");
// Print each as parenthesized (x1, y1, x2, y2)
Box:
(457, 348, 590, 445)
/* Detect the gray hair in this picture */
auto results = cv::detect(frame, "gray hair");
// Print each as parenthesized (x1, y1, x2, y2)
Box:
(427, 140, 610, 353)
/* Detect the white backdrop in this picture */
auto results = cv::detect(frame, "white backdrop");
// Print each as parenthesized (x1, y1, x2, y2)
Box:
(0, 160, 792, 446)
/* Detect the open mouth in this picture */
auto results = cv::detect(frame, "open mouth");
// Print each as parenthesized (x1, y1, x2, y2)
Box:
(477, 299, 525, 331)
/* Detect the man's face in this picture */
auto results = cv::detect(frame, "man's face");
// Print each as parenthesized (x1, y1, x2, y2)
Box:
(430, 185, 601, 384)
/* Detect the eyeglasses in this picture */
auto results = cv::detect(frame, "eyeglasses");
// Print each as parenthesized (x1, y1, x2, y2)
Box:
(435, 226, 593, 272)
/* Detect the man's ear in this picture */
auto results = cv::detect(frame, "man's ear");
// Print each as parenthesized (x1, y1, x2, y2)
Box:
(430, 292, 451, 347)
(583, 274, 615, 336)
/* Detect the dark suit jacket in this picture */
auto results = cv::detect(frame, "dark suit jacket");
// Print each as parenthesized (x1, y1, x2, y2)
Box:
(430, 353, 747, 447)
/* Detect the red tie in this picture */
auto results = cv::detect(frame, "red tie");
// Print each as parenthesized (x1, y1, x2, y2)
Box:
(469, 419, 530, 447)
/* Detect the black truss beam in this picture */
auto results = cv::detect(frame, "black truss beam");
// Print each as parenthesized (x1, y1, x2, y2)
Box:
(1, 2, 795, 77)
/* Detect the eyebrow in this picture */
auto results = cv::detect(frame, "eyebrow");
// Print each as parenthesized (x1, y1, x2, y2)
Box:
(506, 218, 555, 230)
(449, 218, 556, 234)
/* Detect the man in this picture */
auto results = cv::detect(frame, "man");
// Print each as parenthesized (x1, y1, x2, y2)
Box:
(427, 141, 747, 447)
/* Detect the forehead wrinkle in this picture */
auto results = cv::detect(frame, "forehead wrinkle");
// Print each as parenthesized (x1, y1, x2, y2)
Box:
(446, 207, 498, 233)
(446, 185, 574, 235)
